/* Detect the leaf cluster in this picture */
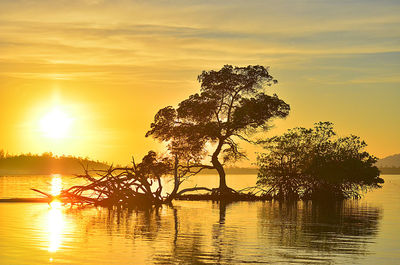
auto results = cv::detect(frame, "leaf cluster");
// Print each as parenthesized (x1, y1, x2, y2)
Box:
(146, 65, 290, 164)
(257, 122, 383, 199)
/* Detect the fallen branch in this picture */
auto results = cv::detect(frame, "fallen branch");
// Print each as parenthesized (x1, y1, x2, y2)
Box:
(177, 187, 213, 196)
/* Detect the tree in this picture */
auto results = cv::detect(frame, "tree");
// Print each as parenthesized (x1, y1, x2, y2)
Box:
(32, 151, 174, 207)
(146, 65, 290, 194)
(257, 122, 383, 199)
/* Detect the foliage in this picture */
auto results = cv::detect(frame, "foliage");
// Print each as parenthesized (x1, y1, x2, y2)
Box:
(146, 65, 290, 192)
(257, 122, 383, 199)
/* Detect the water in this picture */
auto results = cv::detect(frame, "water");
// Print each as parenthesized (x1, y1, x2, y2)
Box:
(0, 174, 399, 264)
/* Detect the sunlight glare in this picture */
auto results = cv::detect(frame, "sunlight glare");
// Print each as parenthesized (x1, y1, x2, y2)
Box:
(50, 200, 62, 209)
(48, 176, 64, 252)
(48, 200, 64, 252)
(40, 108, 73, 139)
(50, 175, 62, 196)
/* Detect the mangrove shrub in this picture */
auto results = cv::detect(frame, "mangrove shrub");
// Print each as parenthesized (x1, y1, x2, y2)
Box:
(257, 122, 383, 199)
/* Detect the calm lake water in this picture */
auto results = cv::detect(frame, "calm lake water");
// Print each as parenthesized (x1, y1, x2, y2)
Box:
(0, 174, 399, 264)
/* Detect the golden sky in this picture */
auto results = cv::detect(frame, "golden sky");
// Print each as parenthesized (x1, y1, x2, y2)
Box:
(0, 0, 399, 165)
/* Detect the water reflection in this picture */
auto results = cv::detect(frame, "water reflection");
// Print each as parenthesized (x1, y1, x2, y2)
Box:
(33, 200, 383, 264)
(80, 207, 164, 241)
(210, 202, 239, 264)
(47, 202, 64, 253)
(257, 200, 382, 262)
(59, 200, 379, 264)
(0, 175, 393, 264)
(158, 201, 381, 264)
(48, 175, 64, 253)
(50, 174, 62, 196)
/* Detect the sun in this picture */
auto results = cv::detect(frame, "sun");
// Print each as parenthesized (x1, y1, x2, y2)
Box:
(39, 108, 73, 139)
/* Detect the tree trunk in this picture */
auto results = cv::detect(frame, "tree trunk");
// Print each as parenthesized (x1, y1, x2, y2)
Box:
(165, 155, 179, 203)
(212, 139, 229, 192)
(212, 156, 228, 190)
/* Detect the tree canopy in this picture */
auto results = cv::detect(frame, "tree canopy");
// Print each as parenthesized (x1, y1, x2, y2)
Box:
(257, 122, 383, 199)
(146, 65, 290, 193)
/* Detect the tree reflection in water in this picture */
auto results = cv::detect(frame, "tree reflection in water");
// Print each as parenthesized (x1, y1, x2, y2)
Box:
(258, 200, 382, 261)
(69, 206, 163, 241)
(153, 201, 240, 265)
(60, 200, 381, 264)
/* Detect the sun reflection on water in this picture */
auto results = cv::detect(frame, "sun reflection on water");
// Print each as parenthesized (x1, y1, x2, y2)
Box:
(50, 175, 62, 196)
(48, 175, 64, 253)
(48, 202, 64, 253)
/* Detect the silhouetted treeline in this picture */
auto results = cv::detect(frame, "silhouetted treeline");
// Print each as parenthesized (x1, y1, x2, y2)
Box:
(0, 151, 109, 175)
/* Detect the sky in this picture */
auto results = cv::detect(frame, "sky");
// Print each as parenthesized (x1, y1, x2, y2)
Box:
(0, 0, 399, 165)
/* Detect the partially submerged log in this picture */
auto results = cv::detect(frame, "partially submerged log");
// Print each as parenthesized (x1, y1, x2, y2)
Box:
(175, 193, 272, 201)
(174, 186, 273, 201)
(0, 198, 51, 203)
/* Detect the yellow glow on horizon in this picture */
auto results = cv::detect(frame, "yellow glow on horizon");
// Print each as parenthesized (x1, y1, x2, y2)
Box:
(40, 108, 73, 139)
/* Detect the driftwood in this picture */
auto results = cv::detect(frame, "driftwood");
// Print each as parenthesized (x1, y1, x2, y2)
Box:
(177, 187, 212, 196)
(31, 164, 167, 208)
(174, 185, 273, 201)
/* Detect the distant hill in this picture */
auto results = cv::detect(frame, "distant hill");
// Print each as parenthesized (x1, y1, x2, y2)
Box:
(0, 153, 110, 175)
(376, 154, 400, 167)
(375, 154, 400, 174)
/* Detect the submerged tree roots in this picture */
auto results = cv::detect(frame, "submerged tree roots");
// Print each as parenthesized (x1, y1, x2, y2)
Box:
(31, 167, 273, 208)
(33, 166, 166, 208)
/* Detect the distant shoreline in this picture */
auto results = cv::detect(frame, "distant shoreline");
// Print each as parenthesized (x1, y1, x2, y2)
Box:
(0, 153, 110, 176)
(1, 167, 399, 176)
(379, 167, 400, 175)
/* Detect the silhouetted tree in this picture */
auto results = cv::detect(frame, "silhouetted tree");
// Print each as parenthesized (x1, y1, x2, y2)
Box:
(147, 65, 290, 194)
(136, 151, 172, 201)
(163, 133, 211, 202)
(257, 122, 383, 199)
